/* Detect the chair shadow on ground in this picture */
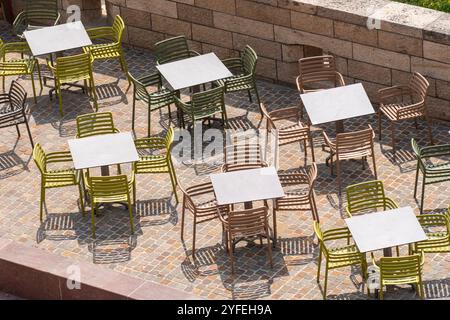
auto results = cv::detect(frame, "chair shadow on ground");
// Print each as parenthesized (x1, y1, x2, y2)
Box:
(95, 80, 129, 108)
(36, 212, 87, 244)
(134, 197, 178, 227)
(88, 234, 138, 265)
(0, 148, 31, 179)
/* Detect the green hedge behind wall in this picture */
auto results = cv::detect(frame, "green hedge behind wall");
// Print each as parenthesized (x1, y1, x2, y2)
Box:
(396, 0, 450, 12)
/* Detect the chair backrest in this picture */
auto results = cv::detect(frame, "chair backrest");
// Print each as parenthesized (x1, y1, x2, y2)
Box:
(222, 160, 267, 173)
(9, 80, 27, 113)
(76, 112, 118, 138)
(224, 143, 263, 165)
(55, 52, 92, 83)
(129, 73, 155, 101)
(242, 45, 258, 75)
(155, 35, 190, 64)
(415, 213, 450, 251)
(409, 72, 429, 102)
(32, 143, 47, 173)
(111, 15, 125, 43)
(379, 254, 422, 284)
(24, 0, 59, 26)
(190, 86, 225, 119)
(336, 125, 374, 157)
(259, 103, 276, 130)
(298, 55, 340, 91)
(227, 207, 269, 238)
(346, 180, 397, 214)
(86, 175, 130, 198)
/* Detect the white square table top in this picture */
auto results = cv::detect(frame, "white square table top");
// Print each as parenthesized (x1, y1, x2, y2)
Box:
(24, 21, 92, 57)
(345, 206, 427, 253)
(210, 167, 285, 206)
(68, 132, 139, 170)
(300, 83, 375, 125)
(156, 53, 233, 91)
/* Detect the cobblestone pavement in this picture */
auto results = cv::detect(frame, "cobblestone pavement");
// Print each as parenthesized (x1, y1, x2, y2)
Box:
(0, 21, 448, 300)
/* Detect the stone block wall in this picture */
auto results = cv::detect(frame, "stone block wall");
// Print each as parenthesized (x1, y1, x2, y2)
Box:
(106, 0, 450, 122)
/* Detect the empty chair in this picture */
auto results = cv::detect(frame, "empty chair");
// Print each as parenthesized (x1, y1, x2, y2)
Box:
(274, 163, 319, 244)
(412, 213, 450, 254)
(345, 180, 398, 217)
(84, 173, 135, 238)
(260, 102, 315, 162)
(179, 181, 226, 259)
(12, 0, 60, 39)
(218, 206, 273, 275)
(368, 252, 425, 300)
(0, 38, 42, 103)
(48, 52, 97, 116)
(154, 35, 200, 65)
(133, 127, 178, 203)
(216, 45, 260, 109)
(323, 125, 377, 191)
(296, 55, 345, 118)
(224, 141, 264, 166)
(174, 85, 228, 136)
(33, 143, 84, 222)
(314, 221, 367, 299)
(411, 138, 450, 213)
(222, 159, 267, 173)
(76, 112, 119, 138)
(83, 15, 129, 86)
(129, 72, 176, 137)
(378, 72, 433, 153)
(0, 80, 33, 148)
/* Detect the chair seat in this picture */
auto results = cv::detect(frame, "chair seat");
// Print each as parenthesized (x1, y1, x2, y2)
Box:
(278, 123, 309, 144)
(44, 168, 79, 188)
(0, 58, 35, 75)
(415, 232, 450, 253)
(327, 245, 363, 268)
(135, 155, 169, 173)
(138, 88, 174, 110)
(382, 276, 421, 286)
(380, 103, 423, 121)
(83, 44, 120, 60)
(423, 162, 450, 182)
(216, 74, 253, 91)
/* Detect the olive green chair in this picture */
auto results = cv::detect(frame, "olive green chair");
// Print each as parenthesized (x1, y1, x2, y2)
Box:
(76, 111, 119, 138)
(48, 52, 97, 116)
(133, 127, 178, 203)
(84, 173, 135, 238)
(0, 38, 42, 103)
(216, 45, 260, 110)
(33, 143, 84, 222)
(368, 252, 425, 300)
(12, 0, 60, 39)
(411, 138, 450, 213)
(128, 72, 176, 137)
(314, 221, 367, 300)
(83, 15, 129, 86)
(412, 213, 450, 254)
(174, 85, 227, 137)
(345, 180, 399, 217)
(154, 35, 200, 65)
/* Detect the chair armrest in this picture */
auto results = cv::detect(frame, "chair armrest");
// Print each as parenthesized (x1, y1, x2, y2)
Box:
(378, 85, 411, 103)
(189, 50, 201, 57)
(322, 131, 336, 150)
(269, 107, 300, 122)
(86, 26, 114, 40)
(174, 96, 191, 114)
(134, 137, 166, 150)
(221, 58, 243, 71)
(46, 151, 73, 164)
(137, 73, 162, 87)
(419, 144, 450, 158)
(4, 41, 30, 54)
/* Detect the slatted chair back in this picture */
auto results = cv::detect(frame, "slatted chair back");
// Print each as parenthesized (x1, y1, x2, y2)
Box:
(314, 222, 356, 263)
(226, 207, 270, 239)
(336, 125, 375, 160)
(414, 214, 450, 253)
(111, 15, 125, 43)
(129, 72, 153, 102)
(409, 72, 429, 103)
(32, 143, 47, 173)
(76, 112, 119, 138)
(222, 160, 267, 173)
(9, 80, 27, 112)
(189, 86, 225, 120)
(242, 45, 258, 76)
(298, 55, 343, 91)
(379, 254, 423, 285)
(86, 175, 130, 200)
(24, 0, 60, 26)
(155, 35, 191, 65)
(54, 52, 93, 84)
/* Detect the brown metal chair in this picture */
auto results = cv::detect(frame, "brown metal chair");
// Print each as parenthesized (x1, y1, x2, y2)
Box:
(296, 55, 345, 118)
(274, 163, 319, 244)
(218, 206, 273, 275)
(0, 80, 33, 148)
(221, 160, 268, 173)
(323, 125, 377, 191)
(179, 181, 228, 259)
(259, 102, 315, 162)
(224, 142, 263, 166)
(378, 72, 433, 154)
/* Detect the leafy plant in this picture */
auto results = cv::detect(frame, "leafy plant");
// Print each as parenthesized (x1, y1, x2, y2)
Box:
(396, 0, 450, 12)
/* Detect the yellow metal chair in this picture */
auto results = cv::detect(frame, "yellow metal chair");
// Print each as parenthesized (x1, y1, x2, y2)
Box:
(133, 127, 178, 203)
(48, 52, 97, 116)
(412, 213, 450, 254)
(345, 180, 399, 217)
(76, 111, 119, 138)
(0, 38, 42, 103)
(369, 252, 425, 300)
(84, 172, 135, 238)
(314, 221, 367, 299)
(83, 15, 129, 86)
(33, 143, 84, 222)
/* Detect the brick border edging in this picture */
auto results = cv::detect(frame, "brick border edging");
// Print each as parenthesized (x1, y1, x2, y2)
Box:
(0, 238, 201, 300)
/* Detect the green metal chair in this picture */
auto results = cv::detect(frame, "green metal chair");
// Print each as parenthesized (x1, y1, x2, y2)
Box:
(33, 143, 84, 222)
(76, 111, 120, 138)
(174, 85, 227, 136)
(83, 15, 129, 86)
(154, 35, 200, 65)
(368, 252, 425, 300)
(0, 38, 42, 103)
(345, 180, 399, 217)
(411, 138, 450, 213)
(128, 72, 176, 137)
(133, 127, 178, 203)
(12, 0, 60, 39)
(314, 221, 367, 300)
(84, 172, 135, 238)
(48, 52, 97, 116)
(411, 213, 450, 254)
(216, 45, 260, 110)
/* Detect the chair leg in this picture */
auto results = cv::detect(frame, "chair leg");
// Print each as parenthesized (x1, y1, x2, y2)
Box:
(247, 89, 253, 103)
(30, 72, 37, 104)
(391, 121, 396, 154)
(372, 154, 378, 180)
(180, 198, 186, 241)
(377, 110, 382, 141)
(131, 94, 136, 131)
(311, 193, 319, 222)
(413, 165, 420, 199)
(420, 176, 426, 214)
(91, 204, 96, 238)
(272, 209, 277, 247)
(128, 196, 134, 235)
(57, 85, 64, 116)
(147, 106, 152, 137)
(336, 158, 342, 193)
(78, 182, 85, 214)
(39, 186, 46, 222)
(266, 228, 273, 269)
(35, 60, 43, 90)
(192, 215, 197, 260)
(90, 77, 98, 112)
(316, 247, 322, 282)
(133, 177, 137, 205)
(323, 265, 329, 300)
(2, 76, 5, 92)
(24, 119, 34, 148)
(15, 124, 20, 137)
(379, 286, 384, 300)
(309, 135, 315, 162)
(230, 237, 235, 275)
(167, 160, 179, 203)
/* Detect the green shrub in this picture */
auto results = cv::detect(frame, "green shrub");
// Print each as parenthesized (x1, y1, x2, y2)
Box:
(396, 0, 450, 12)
